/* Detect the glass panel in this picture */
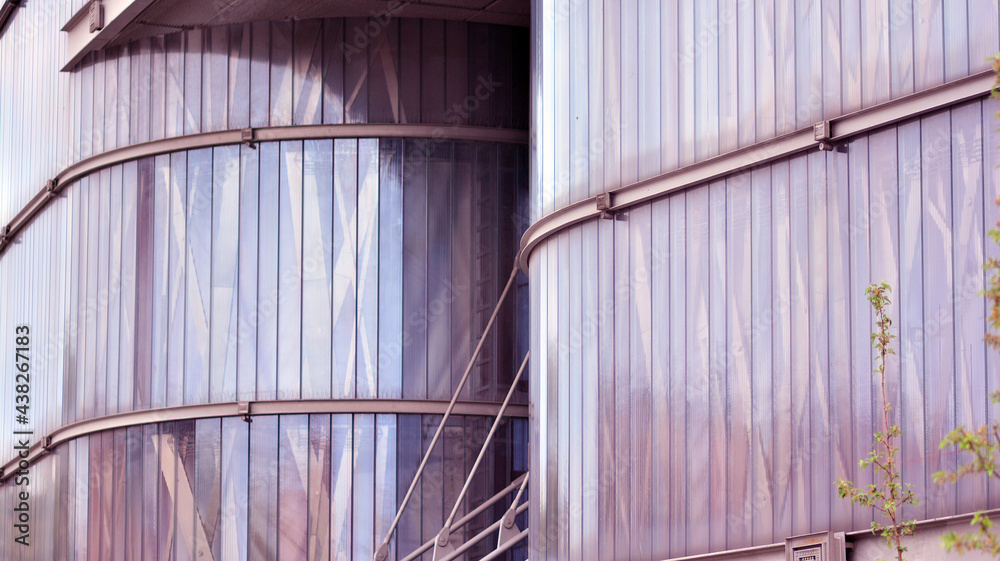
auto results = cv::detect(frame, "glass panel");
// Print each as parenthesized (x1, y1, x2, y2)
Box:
(195, 419, 222, 559)
(378, 139, 403, 398)
(793, 0, 821, 127)
(120, 160, 139, 412)
(173, 420, 197, 561)
(237, 144, 260, 400)
(104, 46, 118, 152)
(302, 139, 334, 399)
(896, 122, 927, 526)
(278, 415, 309, 558)
(270, 21, 294, 127)
(308, 414, 332, 560)
(83, 177, 98, 419)
(367, 19, 399, 123)
(754, 0, 776, 139)
(126, 426, 143, 561)
(788, 155, 810, 536)
(93, 50, 106, 155)
(356, 139, 380, 399)
(257, 143, 280, 400)
(374, 414, 397, 561)
(352, 414, 375, 560)
(250, 22, 271, 128)
(399, 20, 421, 124)
(151, 155, 170, 409)
(95, 169, 110, 417)
(185, 148, 212, 405)
(150, 36, 166, 141)
(322, 19, 345, 125)
(220, 417, 249, 560)
(249, 416, 278, 559)
(847, 136, 874, 529)
(581, 219, 600, 561)
(108, 165, 123, 415)
(443, 21, 467, 126)
(750, 166, 774, 544)
(229, 24, 251, 130)
(167, 152, 187, 407)
(726, 173, 752, 546)
(142, 424, 159, 560)
(183, 30, 203, 134)
(333, 139, 358, 399)
(344, 18, 368, 124)
(426, 141, 452, 401)
(293, 20, 323, 126)
(330, 414, 354, 560)
(943, 0, 969, 81)
(771, 159, 792, 536)
(951, 103, 987, 509)
(402, 140, 428, 400)
(807, 151, 831, 530)
(212, 145, 240, 402)
(206, 26, 229, 132)
(420, 20, 444, 124)
(278, 141, 303, 400)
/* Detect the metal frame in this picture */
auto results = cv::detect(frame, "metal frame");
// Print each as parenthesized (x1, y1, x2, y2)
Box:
(398, 473, 528, 561)
(375, 266, 523, 561)
(0, 398, 528, 483)
(0, 0, 19, 38)
(518, 69, 995, 272)
(432, 354, 530, 559)
(0, 122, 527, 260)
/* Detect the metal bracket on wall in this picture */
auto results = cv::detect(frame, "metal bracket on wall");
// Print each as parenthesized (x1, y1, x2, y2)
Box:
(814, 120, 834, 151)
(88, 0, 102, 33)
(237, 401, 251, 422)
(596, 192, 616, 220)
(241, 128, 256, 149)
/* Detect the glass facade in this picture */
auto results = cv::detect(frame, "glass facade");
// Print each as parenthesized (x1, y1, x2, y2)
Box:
(530, 0, 1000, 560)
(0, 6, 529, 560)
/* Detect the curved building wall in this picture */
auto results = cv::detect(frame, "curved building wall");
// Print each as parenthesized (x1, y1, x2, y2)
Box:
(0, 6, 529, 560)
(0, 0, 74, 218)
(531, 0, 998, 220)
(67, 19, 528, 158)
(530, 0, 1000, 560)
(16, 413, 527, 561)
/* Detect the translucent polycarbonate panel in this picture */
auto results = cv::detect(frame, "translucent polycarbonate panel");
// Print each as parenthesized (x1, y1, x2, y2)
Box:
(302, 139, 334, 399)
(257, 142, 280, 400)
(41, 18, 525, 191)
(1, 413, 525, 559)
(378, 139, 403, 399)
(185, 148, 213, 405)
(278, 141, 304, 400)
(531, 100, 1000, 559)
(532, 0, 994, 215)
(278, 415, 310, 558)
(212, 145, 240, 402)
(236, 144, 260, 400)
(0, 0, 73, 217)
(10, 138, 524, 439)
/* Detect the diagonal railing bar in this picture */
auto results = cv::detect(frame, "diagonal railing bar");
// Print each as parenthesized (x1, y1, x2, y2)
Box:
(375, 265, 522, 561)
(433, 352, 530, 558)
(398, 473, 528, 561)
(477, 528, 528, 561)
(435, 502, 530, 561)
